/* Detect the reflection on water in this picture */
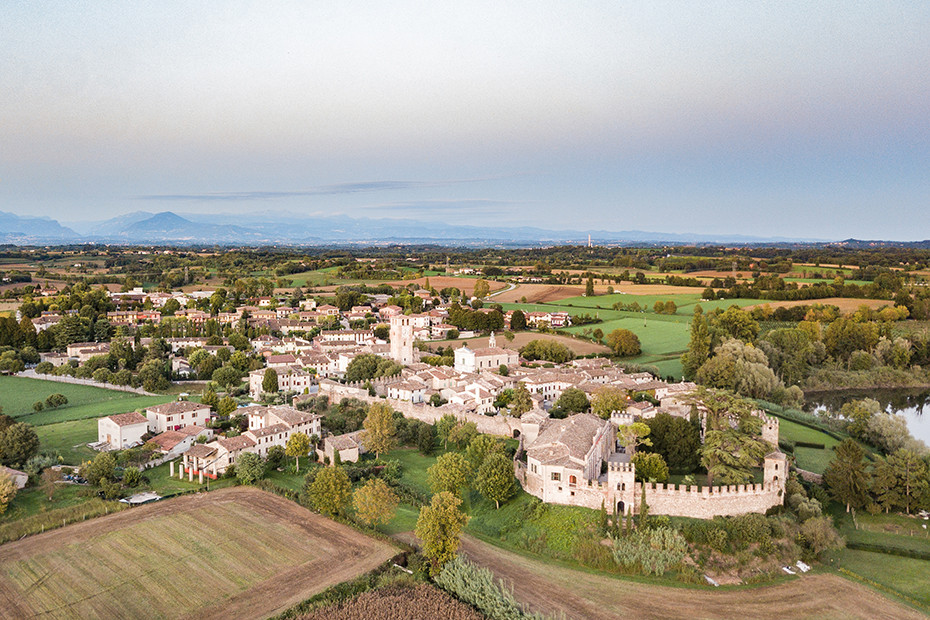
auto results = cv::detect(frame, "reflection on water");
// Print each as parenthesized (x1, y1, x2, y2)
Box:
(805, 388, 930, 445)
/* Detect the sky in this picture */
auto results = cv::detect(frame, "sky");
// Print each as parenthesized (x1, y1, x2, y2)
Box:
(2, 1, 928, 240)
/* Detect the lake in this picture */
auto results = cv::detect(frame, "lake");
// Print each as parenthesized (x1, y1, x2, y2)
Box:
(805, 388, 930, 445)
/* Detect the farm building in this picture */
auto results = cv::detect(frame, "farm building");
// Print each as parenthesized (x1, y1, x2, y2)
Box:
(97, 412, 148, 450)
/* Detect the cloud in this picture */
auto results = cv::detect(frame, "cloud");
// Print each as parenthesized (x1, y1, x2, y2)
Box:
(135, 177, 513, 201)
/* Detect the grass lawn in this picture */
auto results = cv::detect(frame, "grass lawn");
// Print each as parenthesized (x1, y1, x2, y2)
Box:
(0, 375, 173, 424)
(776, 418, 841, 474)
(832, 508, 930, 557)
(34, 418, 98, 464)
(830, 548, 930, 609)
(380, 446, 444, 497)
(0, 484, 92, 525)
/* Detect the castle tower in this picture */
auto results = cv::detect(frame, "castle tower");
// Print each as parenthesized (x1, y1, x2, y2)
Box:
(763, 451, 787, 494)
(488, 331, 497, 348)
(389, 315, 414, 365)
(607, 461, 636, 516)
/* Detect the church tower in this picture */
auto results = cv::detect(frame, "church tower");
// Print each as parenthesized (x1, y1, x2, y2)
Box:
(488, 331, 497, 348)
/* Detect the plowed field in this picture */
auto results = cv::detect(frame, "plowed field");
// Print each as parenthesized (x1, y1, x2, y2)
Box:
(0, 487, 396, 620)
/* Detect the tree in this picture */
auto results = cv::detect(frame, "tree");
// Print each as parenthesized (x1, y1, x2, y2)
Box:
(201, 388, 219, 411)
(551, 387, 590, 418)
(696, 339, 781, 399)
(632, 452, 669, 483)
(510, 309, 527, 331)
(465, 434, 502, 474)
(415, 491, 469, 574)
(353, 478, 399, 527)
(519, 339, 575, 364)
(644, 413, 701, 473)
(361, 402, 397, 458)
(0, 422, 40, 467)
(41, 467, 62, 501)
(32, 401, 44, 413)
(823, 438, 870, 513)
(476, 452, 516, 509)
(45, 393, 68, 408)
(309, 466, 352, 517)
(0, 471, 16, 515)
(211, 365, 243, 391)
(345, 353, 402, 383)
(842, 398, 881, 439)
(606, 329, 641, 357)
(447, 421, 478, 450)
(262, 368, 278, 393)
(884, 449, 928, 514)
(428, 452, 470, 496)
(617, 422, 651, 457)
(591, 386, 626, 419)
(82, 451, 118, 486)
(285, 432, 311, 472)
(585, 276, 595, 297)
(416, 423, 436, 455)
(509, 382, 533, 416)
(701, 429, 768, 485)
(435, 414, 459, 449)
(216, 396, 238, 417)
(473, 279, 491, 299)
(681, 308, 711, 380)
(235, 452, 266, 485)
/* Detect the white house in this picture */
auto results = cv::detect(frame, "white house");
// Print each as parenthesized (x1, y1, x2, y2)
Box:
(98, 412, 149, 450)
(145, 401, 212, 434)
(453, 333, 519, 373)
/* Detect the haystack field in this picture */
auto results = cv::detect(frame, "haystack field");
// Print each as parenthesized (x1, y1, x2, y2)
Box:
(0, 487, 397, 620)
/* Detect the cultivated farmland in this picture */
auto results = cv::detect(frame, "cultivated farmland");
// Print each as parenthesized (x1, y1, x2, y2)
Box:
(0, 487, 397, 620)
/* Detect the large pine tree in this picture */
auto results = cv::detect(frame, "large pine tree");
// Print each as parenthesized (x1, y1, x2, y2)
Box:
(823, 438, 869, 513)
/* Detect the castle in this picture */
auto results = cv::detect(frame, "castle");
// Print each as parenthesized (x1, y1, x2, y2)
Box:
(514, 411, 786, 518)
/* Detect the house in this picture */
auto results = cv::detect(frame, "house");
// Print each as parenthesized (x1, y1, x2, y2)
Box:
(66, 342, 110, 363)
(321, 431, 365, 464)
(247, 366, 313, 399)
(98, 412, 149, 450)
(148, 425, 213, 456)
(0, 466, 28, 489)
(145, 401, 212, 434)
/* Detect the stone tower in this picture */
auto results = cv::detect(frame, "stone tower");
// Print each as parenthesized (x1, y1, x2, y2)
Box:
(763, 451, 787, 493)
(607, 461, 636, 515)
(389, 314, 414, 365)
(488, 331, 497, 348)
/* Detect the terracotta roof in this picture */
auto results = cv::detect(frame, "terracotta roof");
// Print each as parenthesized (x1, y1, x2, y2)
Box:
(327, 433, 360, 451)
(186, 444, 217, 459)
(148, 430, 186, 451)
(107, 411, 148, 427)
(217, 435, 256, 451)
(247, 423, 289, 439)
(268, 405, 320, 428)
(147, 401, 209, 416)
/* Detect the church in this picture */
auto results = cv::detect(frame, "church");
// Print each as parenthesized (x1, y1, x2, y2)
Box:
(453, 332, 519, 373)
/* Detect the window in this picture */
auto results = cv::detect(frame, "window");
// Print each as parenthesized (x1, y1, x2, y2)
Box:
(551, 472, 561, 482)
(569, 475, 577, 485)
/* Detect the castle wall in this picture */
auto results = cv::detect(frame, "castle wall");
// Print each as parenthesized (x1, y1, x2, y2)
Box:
(636, 481, 783, 519)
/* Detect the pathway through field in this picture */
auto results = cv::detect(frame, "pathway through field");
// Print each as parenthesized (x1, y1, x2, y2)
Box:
(458, 535, 925, 620)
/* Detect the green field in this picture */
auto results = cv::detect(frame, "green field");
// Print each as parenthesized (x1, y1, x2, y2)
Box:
(775, 418, 841, 474)
(33, 418, 98, 464)
(830, 548, 930, 609)
(0, 376, 172, 424)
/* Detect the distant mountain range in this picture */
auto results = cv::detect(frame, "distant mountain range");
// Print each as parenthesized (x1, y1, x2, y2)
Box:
(2, 209, 923, 247)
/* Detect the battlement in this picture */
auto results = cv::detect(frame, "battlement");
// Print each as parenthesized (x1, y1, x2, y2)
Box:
(608, 461, 634, 473)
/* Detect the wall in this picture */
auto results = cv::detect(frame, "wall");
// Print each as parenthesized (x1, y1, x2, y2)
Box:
(636, 481, 784, 519)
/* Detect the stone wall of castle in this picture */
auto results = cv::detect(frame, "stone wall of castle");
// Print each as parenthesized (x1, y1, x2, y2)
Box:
(635, 481, 784, 519)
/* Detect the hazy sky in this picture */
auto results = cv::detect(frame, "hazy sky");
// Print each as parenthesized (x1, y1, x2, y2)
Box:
(2, 2, 928, 239)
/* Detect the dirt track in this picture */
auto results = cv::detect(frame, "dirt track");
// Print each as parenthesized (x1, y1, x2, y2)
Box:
(458, 536, 926, 620)
(0, 487, 397, 620)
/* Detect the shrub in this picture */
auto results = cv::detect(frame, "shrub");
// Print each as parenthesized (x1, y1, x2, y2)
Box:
(435, 556, 542, 620)
(612, 527, 688, 576)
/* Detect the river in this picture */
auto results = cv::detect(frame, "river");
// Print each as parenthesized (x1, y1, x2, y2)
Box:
(805, 388, 930, 445)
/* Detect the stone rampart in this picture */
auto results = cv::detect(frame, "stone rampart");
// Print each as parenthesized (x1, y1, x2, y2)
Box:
(319, 379, 519, 437)
(635, 481, 783, 519)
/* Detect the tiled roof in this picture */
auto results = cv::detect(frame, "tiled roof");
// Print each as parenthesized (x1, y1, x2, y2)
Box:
(147, 401, 209, 416)
(107, 411, 148, 427)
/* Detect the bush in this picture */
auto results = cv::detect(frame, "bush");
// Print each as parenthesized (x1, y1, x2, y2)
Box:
(612, 527, 688, 576)
(435, 556, 542, 620)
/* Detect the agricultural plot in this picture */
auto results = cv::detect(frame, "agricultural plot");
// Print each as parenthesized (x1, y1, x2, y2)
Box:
(0, 376, 172, 423)
(0, 487, 397, 620)
(743, 298, 893, 314)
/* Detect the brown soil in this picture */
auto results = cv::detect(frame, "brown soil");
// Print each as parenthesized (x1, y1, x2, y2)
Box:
(383, 276, 507, 296)
(492, 283, 705, 304)
(297, 583, 483, 620)
(0, 487, 397, 620)
(457, 535, 925, 620)
(744, 297, 893, 314)
(427, 332, 610, 356)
